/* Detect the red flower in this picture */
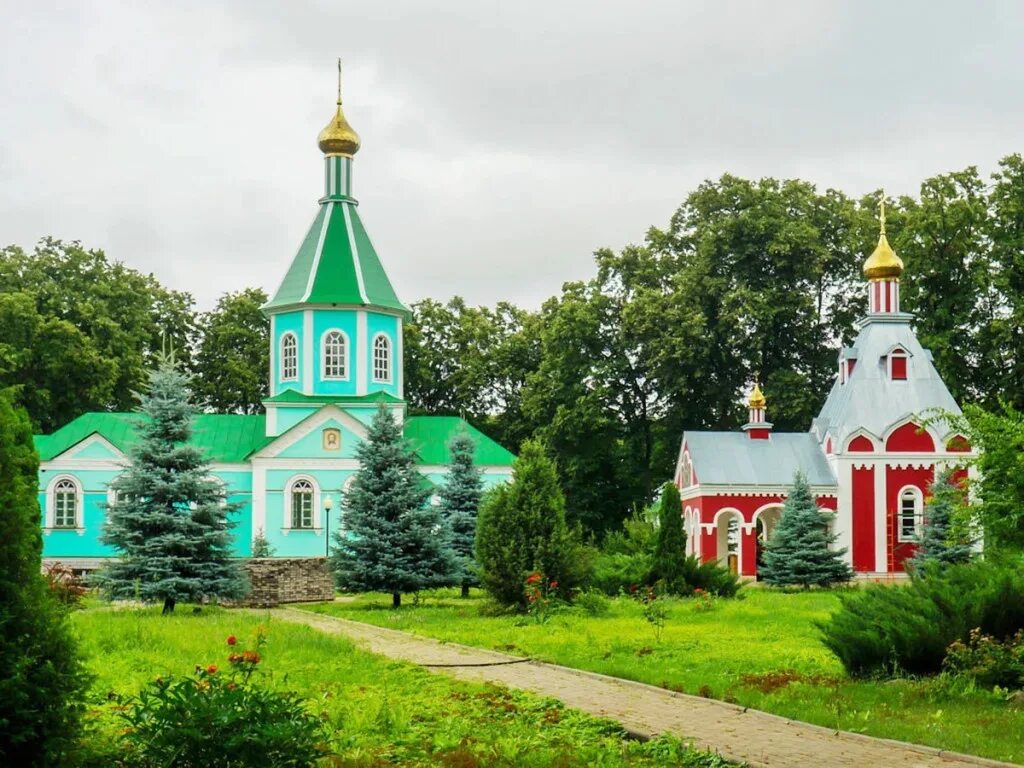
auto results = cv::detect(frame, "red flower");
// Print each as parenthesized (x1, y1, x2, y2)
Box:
(226, 635, 237, 646)
(694, 588, 705, 595)
(549, 581, 558, 589)
(242, 650, 261, 664)
(629, 584, 638, 593)
(228, 653, 241, 664)
(206, 665, 218, 675)
(525, 572, 542, 585)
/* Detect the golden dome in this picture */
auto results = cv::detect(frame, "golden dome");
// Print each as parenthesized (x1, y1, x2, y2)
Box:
(318, 60, 360, 156)
(748, 382, 766, 410)
(318, 101, 360, 156)
(863, 198, 903, 280)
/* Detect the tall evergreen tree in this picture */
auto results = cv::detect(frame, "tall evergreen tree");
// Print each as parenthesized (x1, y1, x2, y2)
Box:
(760, 472, 853, 588)
(332, 406, 455, 607)
(909, 469, 974, 571)
(0, 391, 88, 765)
(650, 481, 688, 593)
(438, 430, 484, 598)
(96, 355, 246, 614)
(476, 439, 589, 607)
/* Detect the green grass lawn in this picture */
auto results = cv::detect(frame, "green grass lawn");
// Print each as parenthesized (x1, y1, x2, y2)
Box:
(72, 606, 733, 767)
(300, 588, 1024, 765)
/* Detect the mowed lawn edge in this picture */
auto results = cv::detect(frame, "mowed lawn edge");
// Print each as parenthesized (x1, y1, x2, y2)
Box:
(297, 589, 1024, 765)
(71, 605, 735, 767)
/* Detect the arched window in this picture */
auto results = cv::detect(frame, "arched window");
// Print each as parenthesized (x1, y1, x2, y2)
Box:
(322, 330, 348, 379)
(372, 334, 391, 383)
(289, 479, 314, 529)
(281, 333, 298, 381)
(898, 487, 923, 542)
(54, 479, 79, 528)
(890, 348, 908, 380)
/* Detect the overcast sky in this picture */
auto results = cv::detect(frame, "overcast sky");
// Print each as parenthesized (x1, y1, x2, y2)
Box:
(1, 1, 1022, 311)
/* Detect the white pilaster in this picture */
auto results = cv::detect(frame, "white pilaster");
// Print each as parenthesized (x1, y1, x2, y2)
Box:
(836, 458, 853, 565)
(356, 310, 367, 395)
(302, 310, 313, 394)
(874, 461, 887, 572)
(252, 464, 267, 541)
(397, 319, 404, 398)
(269, 314, 277, 395)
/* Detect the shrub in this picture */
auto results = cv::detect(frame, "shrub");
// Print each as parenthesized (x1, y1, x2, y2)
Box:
(678, 556, 743, 598)
(115, 631, 329, 767)
(592, 552, 652, 595)
(476, 440, 591, 608)
(0, 392, 88, 765)
(943, 628, 1024, 688)
(44, 562, 88, 608)
(820, 559, 1024, 677)
(574, 589, 611, 616)
(650, 482, 688, 594)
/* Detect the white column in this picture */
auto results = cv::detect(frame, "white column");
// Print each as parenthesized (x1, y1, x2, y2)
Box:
(302, 310, 314, 395)
(874, 461, 887, 572)
(356, 311, 367, 395)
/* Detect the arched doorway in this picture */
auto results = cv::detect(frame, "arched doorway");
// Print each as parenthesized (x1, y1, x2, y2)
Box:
(714, 510, 743, 574)
(754, 505, 783, 579)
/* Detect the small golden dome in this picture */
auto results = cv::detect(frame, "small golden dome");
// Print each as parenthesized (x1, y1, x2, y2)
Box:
(863, 198, 903, 280)
(748, 382, 766, 410)
(318, 101, 360, 156)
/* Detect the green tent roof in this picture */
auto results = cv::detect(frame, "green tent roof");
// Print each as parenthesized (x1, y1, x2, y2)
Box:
(403, 416, 516, 466)
(34, 412, 515, 467)
(264, 201, 408, 316)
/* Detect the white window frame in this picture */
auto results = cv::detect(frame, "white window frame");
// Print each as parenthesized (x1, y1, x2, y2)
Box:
(321, 329, 350, 380)
(284, 475, 319, 531)
(46, 475, 83, 532)
(372, 333, 392, 383)
(280, 332, 299, 381)
(897, 485, 924, 542)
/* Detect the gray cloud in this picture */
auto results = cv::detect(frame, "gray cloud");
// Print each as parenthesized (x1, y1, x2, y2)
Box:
(1, 0, 1021, 310)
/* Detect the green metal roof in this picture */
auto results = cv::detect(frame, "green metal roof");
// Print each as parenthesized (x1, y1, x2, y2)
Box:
(264, 201, 409, 316)
(403, 416, 516, 466)
(34, 412, 515, 468)
(264, 390, 402, 405)
(34, 413, 272, 463)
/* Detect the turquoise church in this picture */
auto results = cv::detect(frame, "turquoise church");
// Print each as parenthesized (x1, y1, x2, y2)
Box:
(35, 80, 516, 570)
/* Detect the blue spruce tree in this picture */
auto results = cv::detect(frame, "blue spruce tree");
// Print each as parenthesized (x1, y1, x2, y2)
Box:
(332, 406, 455, 607)
(760, 472, 853, 588)
(97, 354, 246, 613)
(438, 430, 484, 598)
(909, 469, 974, 571)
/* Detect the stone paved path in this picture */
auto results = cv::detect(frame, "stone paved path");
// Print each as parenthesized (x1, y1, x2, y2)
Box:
(274, 607, 1015, 768)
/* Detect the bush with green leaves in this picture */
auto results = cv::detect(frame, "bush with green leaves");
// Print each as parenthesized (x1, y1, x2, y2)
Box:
(114, 631, 328, 767)
(475, 440, 592, 608)
(0, 391, 89, 766)
(943, 628, 1024, 688)
(592, 551, 653, 595)
(820, 558, 1024, 677)
(650, 482, 688, 594)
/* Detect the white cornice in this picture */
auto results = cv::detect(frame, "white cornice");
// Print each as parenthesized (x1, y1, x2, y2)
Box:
(680, 484, 838, 500)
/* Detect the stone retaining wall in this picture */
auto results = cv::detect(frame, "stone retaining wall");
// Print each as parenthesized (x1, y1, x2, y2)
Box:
(240, 557, 334, 607)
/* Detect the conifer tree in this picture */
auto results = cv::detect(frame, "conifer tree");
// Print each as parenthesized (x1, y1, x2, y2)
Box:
(760, 472, 853, 588)
(438, 430, 484, 598)
(97, 354, 245, 613)
(650, 481, 688, 593)
(909, 469, 974, 571)
(332, 406, 455, 607)
(0, 391, 88, 764)
(476, 439, 589, 607)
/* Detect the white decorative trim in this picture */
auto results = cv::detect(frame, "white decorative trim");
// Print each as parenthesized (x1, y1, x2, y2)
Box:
(302, 311, 313, 394)
(319, 328, 351, 381)
(263, 303, 406, 319)
(252, 405, 369, 460)
(371, 333, 392, 383)
(341, 204, 370, 304)
(45, 474, 84, 532)
(265, 406, 278, 437)
(300, 202, 334, 302)
(356, 311, 367, 395)
(40, 458, 123, 471)
(252, 465, 267, 535)
(416, 464, 513, 475)
(680, 484, 837, 500)
(283, 474, 321, 531)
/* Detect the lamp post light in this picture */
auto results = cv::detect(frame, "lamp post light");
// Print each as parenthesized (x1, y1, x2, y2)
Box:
(323, 495, 334, 558)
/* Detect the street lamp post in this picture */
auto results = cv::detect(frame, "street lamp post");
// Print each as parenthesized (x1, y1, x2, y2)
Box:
(323, 495, 334, 558)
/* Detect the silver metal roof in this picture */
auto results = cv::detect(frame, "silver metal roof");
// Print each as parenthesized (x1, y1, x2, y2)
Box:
(683, 431, 836, 488)
(812, 314, 961, 446)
